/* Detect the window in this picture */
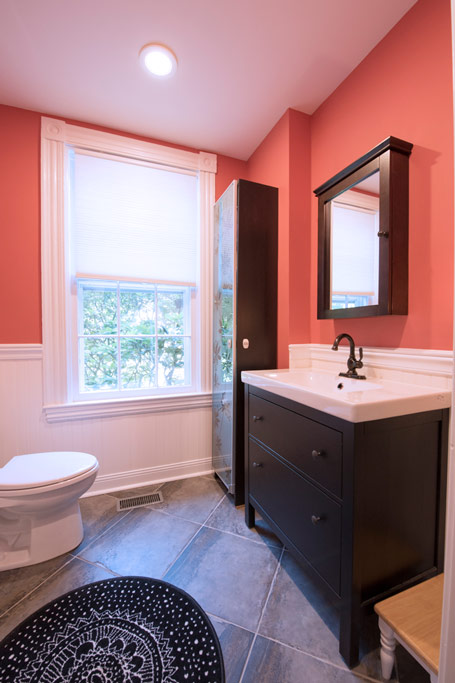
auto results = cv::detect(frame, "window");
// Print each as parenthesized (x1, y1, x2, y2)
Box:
(41, 117, 216, 420)
(69, 149, 199, 399)
(76, 280, 191, 396)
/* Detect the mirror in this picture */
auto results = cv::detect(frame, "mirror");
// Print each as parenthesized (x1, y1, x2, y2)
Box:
(314, 137, 413, 319)
(330, 171, 380, 310)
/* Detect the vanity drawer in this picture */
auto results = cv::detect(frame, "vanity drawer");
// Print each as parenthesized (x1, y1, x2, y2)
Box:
(249, 439, 341, 593)
(248, 393, 343, 497)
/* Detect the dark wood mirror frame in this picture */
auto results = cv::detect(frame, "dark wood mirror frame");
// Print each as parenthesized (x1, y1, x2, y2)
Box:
(314, 136, 413, 319)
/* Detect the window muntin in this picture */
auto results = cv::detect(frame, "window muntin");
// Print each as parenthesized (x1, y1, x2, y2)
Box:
(75, 279, 192, 398)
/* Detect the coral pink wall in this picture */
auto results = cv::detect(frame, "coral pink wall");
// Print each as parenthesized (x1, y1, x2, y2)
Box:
(288, 110, 311, 347)
(310, 0, 454, 349)
(248, 111, 292, 367)
(247, 109, 311, 366)
(0, 107, 41, 343)
(215, 155, 248, 201)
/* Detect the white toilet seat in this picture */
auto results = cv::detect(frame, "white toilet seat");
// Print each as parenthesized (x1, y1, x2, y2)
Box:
(0, 452, 98, 491)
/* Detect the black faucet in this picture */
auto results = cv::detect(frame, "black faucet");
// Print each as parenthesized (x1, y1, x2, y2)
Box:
(331, 333, 366, 379)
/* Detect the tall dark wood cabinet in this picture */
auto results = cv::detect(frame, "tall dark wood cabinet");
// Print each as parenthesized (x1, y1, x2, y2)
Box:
(212, 180, 278, 504)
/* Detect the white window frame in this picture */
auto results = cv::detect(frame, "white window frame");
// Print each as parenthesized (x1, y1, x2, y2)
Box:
(41, 116, 216, 422)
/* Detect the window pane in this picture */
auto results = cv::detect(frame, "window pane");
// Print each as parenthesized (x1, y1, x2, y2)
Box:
(221, 290, 233, 335)
(157, 290, 184, 334)
(221, 336, 233, 384)
(77, 280, 192, 395)
(158, 338, 187, 386)
(120, 288, 155, 335)
(120, 338, 155, 389)
(81, 284, 117, 335)
(82, 338, 118, 391)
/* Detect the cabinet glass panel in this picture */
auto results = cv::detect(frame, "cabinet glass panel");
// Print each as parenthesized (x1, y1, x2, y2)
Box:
(212, 182, 236, 490)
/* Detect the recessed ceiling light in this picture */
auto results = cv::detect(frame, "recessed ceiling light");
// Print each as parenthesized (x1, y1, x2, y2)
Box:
(139, 43, 177, 78)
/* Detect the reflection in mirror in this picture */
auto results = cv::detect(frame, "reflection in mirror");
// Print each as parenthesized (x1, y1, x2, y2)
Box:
(330, 171, 379, 310)
(315, 136, 412, 319)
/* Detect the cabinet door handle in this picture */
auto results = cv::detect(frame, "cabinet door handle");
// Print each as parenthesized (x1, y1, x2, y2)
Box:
(253, 415, 263, 422)
(311, 449, 323, 459)
(252, 462, 263, 468)
(311, 514, 322, 525)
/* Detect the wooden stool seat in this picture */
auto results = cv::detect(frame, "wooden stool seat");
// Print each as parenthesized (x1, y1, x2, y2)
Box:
(374, 574, 443, 682)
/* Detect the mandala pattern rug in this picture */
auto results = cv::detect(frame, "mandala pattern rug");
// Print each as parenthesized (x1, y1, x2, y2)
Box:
(0, 576, 225, 682)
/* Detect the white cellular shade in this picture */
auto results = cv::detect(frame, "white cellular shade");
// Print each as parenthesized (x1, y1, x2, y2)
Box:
(71, 152, 198, 283)
(331, 203, 379, 296)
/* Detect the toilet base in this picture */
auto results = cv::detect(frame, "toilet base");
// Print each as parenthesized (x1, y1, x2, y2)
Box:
(0, 502, 84, 571)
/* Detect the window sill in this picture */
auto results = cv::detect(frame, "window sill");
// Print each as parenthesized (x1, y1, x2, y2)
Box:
(44, 392, 213, 423)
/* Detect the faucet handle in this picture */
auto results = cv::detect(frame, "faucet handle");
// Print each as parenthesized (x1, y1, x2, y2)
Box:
(358, 347, 363, 361)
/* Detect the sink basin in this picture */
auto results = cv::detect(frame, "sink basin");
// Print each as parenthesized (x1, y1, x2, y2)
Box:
(263, 370, 383, 394)
(241, 368, 451, 422)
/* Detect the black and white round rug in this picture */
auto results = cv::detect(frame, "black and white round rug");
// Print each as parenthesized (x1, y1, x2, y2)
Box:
(0, 576, 225, 682)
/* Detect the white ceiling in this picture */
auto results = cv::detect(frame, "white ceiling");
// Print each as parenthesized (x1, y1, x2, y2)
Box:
(0, 0, 418, 160)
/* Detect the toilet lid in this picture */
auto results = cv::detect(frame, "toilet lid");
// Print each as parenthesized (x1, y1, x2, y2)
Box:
(0, 452, 98, 490)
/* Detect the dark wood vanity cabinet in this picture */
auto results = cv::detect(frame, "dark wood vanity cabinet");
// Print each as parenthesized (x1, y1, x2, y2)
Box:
(244, 385, 448, 667)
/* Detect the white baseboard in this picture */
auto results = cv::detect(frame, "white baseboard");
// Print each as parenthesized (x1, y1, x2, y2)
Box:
(84, 457, 214, 497)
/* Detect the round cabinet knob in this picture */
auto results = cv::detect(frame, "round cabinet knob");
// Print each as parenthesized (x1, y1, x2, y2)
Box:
(253, 415, 263, 422)
(311, 514, 322, 525)
(311, 450, 323, 459)
(252, 462, 263, 468)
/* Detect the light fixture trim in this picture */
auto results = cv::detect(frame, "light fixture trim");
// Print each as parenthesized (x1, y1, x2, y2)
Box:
(139, 43, 178, 78)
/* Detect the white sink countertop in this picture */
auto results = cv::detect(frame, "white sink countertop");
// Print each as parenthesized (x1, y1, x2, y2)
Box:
(241, 368, 451, 423)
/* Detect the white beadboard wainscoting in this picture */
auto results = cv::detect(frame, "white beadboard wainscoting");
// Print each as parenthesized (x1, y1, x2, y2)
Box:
(289, 343, 453, 390)
(0, 345, 212, 495)
(1, 343, 452, 496)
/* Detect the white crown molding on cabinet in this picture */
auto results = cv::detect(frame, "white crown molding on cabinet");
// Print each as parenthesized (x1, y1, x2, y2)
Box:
(41, 117, 217, 173)
(0, 345, 43, 361)
(84, 456, 213, 497)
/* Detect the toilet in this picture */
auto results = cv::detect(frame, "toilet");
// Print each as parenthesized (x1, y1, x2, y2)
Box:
(0, 451, 98, 571)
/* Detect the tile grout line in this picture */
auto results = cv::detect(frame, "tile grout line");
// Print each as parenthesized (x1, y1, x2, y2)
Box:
(205, 611, 255, 635)
(244, 631, 384, 683)
(235, 545, 383, 683)
(140, 496, 224, 527)
(0, 509, 134, 621)
(204, 609, 384, 683)
(69, 554, 122, 578)
(73, 507, 134, 556)
(238, 545, 285, 683)
(159, 494, 227, 578)
(0, 554, 78, 621)
(203, 521, 282, 550)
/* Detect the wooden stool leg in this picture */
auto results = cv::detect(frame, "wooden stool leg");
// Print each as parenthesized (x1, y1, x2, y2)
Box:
(378, 617, 396, 680)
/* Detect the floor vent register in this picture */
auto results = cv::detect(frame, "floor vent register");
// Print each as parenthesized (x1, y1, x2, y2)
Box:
(116, 491, 164, 511)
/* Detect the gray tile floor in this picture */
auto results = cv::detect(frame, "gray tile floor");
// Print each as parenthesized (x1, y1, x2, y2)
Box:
(0, 475, 430, 682)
